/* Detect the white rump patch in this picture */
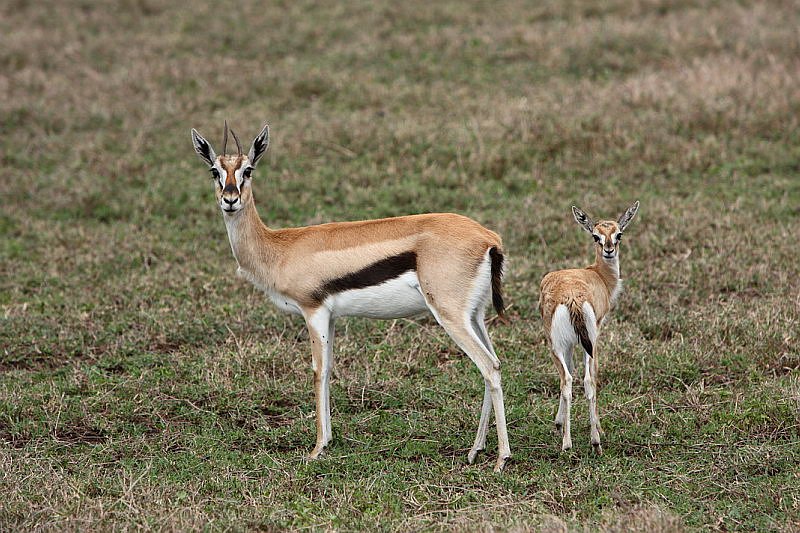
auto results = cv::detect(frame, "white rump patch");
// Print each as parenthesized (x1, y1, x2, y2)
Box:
(550, 304, 578, 356)
(464, 249, 493, 325)
(582, 301, 598, 343)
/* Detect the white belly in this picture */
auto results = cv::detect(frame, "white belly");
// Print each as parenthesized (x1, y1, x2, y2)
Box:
(328, 271, 429, 319)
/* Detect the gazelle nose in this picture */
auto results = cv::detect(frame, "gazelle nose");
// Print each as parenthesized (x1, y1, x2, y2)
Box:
(223, 196, 237, 205)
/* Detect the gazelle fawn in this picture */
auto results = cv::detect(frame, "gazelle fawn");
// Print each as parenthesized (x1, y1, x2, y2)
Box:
(539, 201, 640, 454)
(190, 122, 511, 471)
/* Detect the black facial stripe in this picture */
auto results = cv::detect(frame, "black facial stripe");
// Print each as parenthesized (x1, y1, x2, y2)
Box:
(311, 251, 417, 303)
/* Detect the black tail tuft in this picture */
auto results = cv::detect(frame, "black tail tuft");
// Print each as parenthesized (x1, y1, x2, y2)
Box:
(569, 305, 594, 357)
(489, 247, 505, 318)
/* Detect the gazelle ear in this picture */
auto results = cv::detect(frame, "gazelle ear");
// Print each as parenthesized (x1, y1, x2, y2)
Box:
(191, 129, 216, 166)
(572, 205, 594, 233)
(617, 200, 640, 232)
(248, 124, 270, 166)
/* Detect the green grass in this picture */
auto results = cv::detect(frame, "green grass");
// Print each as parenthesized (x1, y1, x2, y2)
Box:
(1, 0, 799, 530)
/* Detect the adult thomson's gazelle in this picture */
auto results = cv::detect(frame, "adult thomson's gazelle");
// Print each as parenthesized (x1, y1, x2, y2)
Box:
(539, 201, 640, 454)
(190, 122, 511, 471)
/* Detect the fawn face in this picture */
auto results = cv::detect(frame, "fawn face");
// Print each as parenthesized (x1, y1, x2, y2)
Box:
(572, 201, 640, 261)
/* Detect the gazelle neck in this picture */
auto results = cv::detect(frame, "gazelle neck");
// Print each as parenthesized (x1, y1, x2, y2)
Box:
(590, 247, 621, 298)
(222, 195, 278, 275)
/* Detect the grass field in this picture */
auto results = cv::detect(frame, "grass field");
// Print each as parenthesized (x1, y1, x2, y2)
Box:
(2, 0, 799, 530)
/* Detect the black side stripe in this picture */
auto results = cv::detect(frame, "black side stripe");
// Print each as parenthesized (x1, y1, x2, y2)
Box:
(311, 251, 417, 303)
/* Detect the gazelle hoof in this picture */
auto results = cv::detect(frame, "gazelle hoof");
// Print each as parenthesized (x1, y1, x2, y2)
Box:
(306, 445, 327, 460)
(592, 442, 603, 455)
(467, 447, 482, 464)
(493, 455, 510, 473)
(561, 440, 572, 452)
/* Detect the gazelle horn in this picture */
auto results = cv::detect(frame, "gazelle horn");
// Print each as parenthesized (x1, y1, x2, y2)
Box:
(230, 128, 242, 156)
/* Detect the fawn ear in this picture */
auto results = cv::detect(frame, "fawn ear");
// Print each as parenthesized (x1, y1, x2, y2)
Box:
(191, 129, 216, 166)
(248, 124, 270, 166)
(617, 200, 640, 232)
(572, 205, 595, 234)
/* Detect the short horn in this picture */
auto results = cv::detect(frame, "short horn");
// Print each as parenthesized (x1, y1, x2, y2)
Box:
(222, 120, 229, 156)
(230, 128, 242, 156)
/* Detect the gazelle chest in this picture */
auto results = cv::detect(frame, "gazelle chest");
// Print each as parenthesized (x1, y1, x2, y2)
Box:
(237, 267, 304, 315)
(267, 289, 304, 315)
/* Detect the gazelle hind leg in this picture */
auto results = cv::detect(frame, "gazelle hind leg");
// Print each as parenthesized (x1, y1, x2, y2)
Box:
(417, 248, 507, 470)
(472, 309, 500, 366)
(581, 302, 602, 453)
(584, 349, 601, 453)
(553, 349, 573, 451)
(439, 316, 510, 472)
(467, 309, 496, 464)
(594, 351, 604, 436)
(549, 305, 576, 452)
(468, 382, 492, 464)
(552, 344, 573, 433)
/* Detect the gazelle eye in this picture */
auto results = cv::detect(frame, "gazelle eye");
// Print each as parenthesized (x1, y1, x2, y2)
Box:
(210, 168, 220, 179)
(593, 235, 601, 243)
(243, 167, 253, 179)
(616, 233, 623, 241)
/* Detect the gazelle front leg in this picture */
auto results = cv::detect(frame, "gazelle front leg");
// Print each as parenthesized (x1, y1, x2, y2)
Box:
(305, 307, 334, 459)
